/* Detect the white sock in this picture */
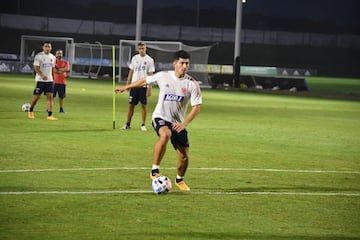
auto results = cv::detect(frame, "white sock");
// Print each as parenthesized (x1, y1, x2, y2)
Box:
(152, 165, 160, 170)
(176, 175, 183, 180)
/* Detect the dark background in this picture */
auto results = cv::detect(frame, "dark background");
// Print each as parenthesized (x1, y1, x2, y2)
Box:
(1, 0, 360, 77)
(2, 0, 359, 33)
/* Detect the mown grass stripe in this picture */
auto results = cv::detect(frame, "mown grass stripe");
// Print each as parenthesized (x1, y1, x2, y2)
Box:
(0, 167, 359, 174)
(1, 190, 359, 197)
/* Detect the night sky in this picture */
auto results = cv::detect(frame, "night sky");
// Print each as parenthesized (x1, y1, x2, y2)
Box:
(2, 0, 360, 31)
(84, 0, 360, 25)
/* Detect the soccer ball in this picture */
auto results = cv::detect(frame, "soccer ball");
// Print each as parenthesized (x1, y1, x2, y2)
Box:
(152, 176, 172, 194)
(21, 103, 31, 112)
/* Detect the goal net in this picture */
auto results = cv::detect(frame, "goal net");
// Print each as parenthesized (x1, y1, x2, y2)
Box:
(71, 41, 119, 79)
(20, 35, 74, 74)
(119, 40, 212, 87)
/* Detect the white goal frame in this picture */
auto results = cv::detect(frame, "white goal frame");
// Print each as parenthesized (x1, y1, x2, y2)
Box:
(20, 35, 74, 76)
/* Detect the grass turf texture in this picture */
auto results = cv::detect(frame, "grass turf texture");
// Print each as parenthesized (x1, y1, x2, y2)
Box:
(0, 74, 359, 239)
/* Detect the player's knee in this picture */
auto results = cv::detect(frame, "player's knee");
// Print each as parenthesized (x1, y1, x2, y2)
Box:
(178, 155, 189, 163)
(160, 132, 171, 142)
(159, 128, 171, 141)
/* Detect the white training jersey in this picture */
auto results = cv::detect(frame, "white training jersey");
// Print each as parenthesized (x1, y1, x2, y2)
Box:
(146, 71, 202, 123)
(129, 54, 155, 84)
(33, 51, 56, 82)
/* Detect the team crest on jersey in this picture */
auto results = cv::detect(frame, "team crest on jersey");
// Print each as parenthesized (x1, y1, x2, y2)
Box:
(181, 87, 187, 95)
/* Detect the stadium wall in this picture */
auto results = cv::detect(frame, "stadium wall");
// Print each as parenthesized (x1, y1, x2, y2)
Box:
(0, 14, 360, 77)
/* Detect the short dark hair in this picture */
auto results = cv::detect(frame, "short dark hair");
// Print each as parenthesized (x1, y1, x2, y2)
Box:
(173, 50, 190, 61)
(42, 41, 51, 46)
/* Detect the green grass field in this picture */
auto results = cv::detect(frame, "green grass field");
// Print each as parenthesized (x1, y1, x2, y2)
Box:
(1, 74, 360, 240)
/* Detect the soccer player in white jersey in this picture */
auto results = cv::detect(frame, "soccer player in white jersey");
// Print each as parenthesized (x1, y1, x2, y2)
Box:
(28, 41, 58, 120)
(121, 42, 155, 131)
(115, 50, 202, 191)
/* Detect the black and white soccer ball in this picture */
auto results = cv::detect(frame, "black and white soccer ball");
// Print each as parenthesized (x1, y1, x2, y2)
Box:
(152, 176, 172, 194)
(22, 103, 31, 112)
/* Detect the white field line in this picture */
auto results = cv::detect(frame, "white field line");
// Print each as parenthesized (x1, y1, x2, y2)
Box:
(0, 167, 359, 174)
(1, 167, 359, 196)
(0, 190, 359, 197)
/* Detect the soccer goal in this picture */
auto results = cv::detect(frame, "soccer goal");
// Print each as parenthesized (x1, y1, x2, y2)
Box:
(119, 40, 212, 87)
(20, 35, 74, 75)
(71, 41, 119, 79)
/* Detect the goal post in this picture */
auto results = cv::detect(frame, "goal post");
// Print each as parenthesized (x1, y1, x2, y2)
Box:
(20, 35, 74, 75)
(71, 41, 119, 79)
(118, 40, 212, 87)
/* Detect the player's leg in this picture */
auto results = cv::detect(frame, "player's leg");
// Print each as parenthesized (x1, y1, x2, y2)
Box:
(120, 104, 135, 129)
(45, 83, 57, 120)
(127, 104, 135, 124)
(140, 88, 147, 131)
(30, 95, 40, 110)
(150, 119, 172, 179)
(53, 84, 58, 112)
(153, 126, 171, 164)
(174, 146, 191, 191)
(59, 97, 64, 112)
(46, 92, 53, 113)
(140, 104, 147, 131)
(172, 130, 191, 191)
(175, 146, 189, 179)
(45, 83, 54, 113)
(121, 89, 137, 129)
(58, 84, 66, 113)
(28, 82, 42, 118)
(28, 94, 40, 118)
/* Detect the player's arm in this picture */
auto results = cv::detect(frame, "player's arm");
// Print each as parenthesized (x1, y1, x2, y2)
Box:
(65, 62, 70, 72)
(58, 62, 70, 72)
(146, 71, 154, 97)
(115, 77, 147, 93)
(56, 62, 70, 73)
(52, 66, 56, 79)
(126, 69, 134, 85)
(172, 104, 201, 133)
(34, 65, 47, 80)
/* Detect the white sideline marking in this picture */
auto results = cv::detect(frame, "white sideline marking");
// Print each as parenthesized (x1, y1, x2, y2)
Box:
(0, 190, 359, 197)
(2, 168, 358, 196)
(0, 167, 359, 174)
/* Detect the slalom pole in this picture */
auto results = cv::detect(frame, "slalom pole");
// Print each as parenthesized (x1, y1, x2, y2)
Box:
(112, 45, 116, 130)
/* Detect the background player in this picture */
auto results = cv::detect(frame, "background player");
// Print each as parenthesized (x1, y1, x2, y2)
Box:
(28, 41, 57, 120)
(121, 42, 155, 131)
(53, 49, 70, 113)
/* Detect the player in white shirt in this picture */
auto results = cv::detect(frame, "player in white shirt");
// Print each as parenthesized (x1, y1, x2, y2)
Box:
(28, 41, 58, 120)
(121, 42, 155, 131)
(115, 50, 202, 191)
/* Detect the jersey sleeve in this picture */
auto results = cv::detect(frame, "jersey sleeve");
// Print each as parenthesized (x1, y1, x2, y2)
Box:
(190, 80, 202, 106)
(128, 56, 135, 70)
(52, 55, 56, 67)
(33, 54, 40, 66)
(146, 71, 162, 85)
(148, 57, 155, 73)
